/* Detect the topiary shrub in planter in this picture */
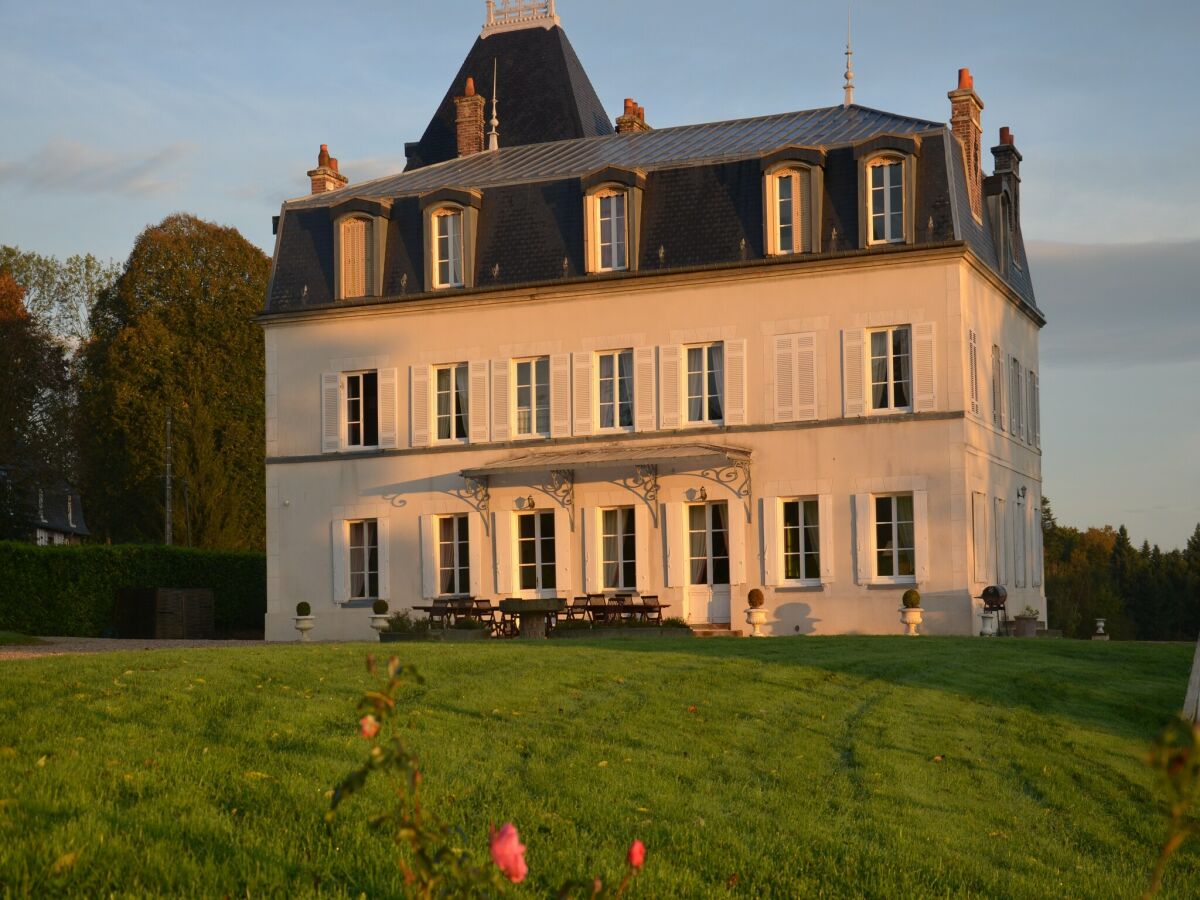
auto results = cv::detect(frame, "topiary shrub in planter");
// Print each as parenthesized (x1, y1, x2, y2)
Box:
(745, 588, 768, 637)
(373, 599, 389, 615)
(899, 589, 923, 636)
(369, 600, 391, 638)
(294, 601, 315, 642)
(296, 602, 311, 616)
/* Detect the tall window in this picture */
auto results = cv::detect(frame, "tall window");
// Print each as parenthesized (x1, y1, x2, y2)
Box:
(602, 507, 637, 590)
(345, 371, 379, 448)
(517, 511, 556, 592)
(869, 159, 904, 244)
(782, 499, 820, 582)
(349, 519, 380, 599)
(1009, 358, 1024, 440)
(435, 363, 468, 441)
(869, 326, 912, 412)
(437, 514, 470, 596)
(688, 502, 730, 586)
(434, 209, 464, 288)
(875, 495, 915, 580)
(341, 217, 373, 298)
(515, 357, 550, 436)
(597, 349, 634, 430)
(991, 345, 1005, 429)
(769, 168, 810, 255)
(597, 191, 628, 271)
(686, 343, 724, 424)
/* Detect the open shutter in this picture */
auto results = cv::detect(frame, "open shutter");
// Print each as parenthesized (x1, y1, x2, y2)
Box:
(1015, 498, 1028, 588)
(972, 491, 989, 583)
(913, 490, 930, 584)
(634, 346, 657, 432)
(818, 493, 834, 583)
(968, 329, 980, 417)
(762, 497, 780, 586)
(798, 169, 812, 252)
(468, 513, 484, 597)
(773, 336, 795, 422)
(994, 498, 1007, 585)
(331, 519, 348, 603)
(491, 360, 510, 442)
(634, 504, 652, 593)
(572, 352, 593, 436)
(913, 322, 936, 412)
(550, 353, 571, 439)
(843, 329, 866, 417)
(362, 220, 375, 295)
(469, 360, 489, 444)
(1029, 372, 1040, 447)
(378, 368, 398, 449)
(659, 345, 682, 429)
(420, 515, 438, 599)
(554, 506, 572, 596)
(664, 502, 685, 587)
(728, 504, 746, 585)
(723, 338, 747, 426)
(853, 493, 871, 584)
(493, 511, 512, 594)
(582, 507, 602, 593)
(1032, 501, 1043, 588)
(796, 333, 817, 421)
(321, 373, 341, 453)
(376, 517, 391, 600)
(410, 366, 430, 448)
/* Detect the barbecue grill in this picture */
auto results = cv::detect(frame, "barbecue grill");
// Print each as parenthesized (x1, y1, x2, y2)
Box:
(978, 585, 1008, 636)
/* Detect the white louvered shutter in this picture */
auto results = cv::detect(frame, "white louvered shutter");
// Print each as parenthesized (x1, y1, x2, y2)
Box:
(410, 366, 430, 448)
(972, 491, 989, 583)
(843, 330, 866, 417)
(664, 502, 685, 587)
(493, 512, 513, 594)
(634, 504, 652, 593)
(1015, 499, 1028, 588)
(572, 352, 593, 436)
(728, 503, 746, 585)
(420, 516, 438, 599)
(723, 339, 747, 426)
(1029, 372, 1040, 447)
(798, 169, 812, 252)
(796, 333, 817, 421)
(331, 520, 348, 603)
(491, 360, 510, 442)
(913, 322, 937, 412)
(968, 329, 981, 417)
(469, 360, 489, 444)
(378, 368, 398, 449)
(1032, 502, 1043, 588)
(854, 493, 871, 584)
(913, 490, 930, 584)
(762, 498, 780, 586)
(659, 346, 682, 429)
(342, 219, 365, 298)
(554, 506, 572, 595)
(818, 493, 834, 583)
(582, 507, 602, 594)
(992, 347, 1005, 430)
(321, 372, 341, 453)
(376, 517, 391, 600)
(773, 337, 795, 422)
(550, 353, 571, 438)
(634, 346, 657, 432)
(994, 498, 1007, 585)
(468, 514, 484, 597)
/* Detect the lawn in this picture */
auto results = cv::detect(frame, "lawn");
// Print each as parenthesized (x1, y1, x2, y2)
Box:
(0, 637, 1196, 898)
(0, 632, 44, 646)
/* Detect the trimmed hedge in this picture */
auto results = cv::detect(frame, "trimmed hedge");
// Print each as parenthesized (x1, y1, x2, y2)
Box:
(0, 542, 265, 638)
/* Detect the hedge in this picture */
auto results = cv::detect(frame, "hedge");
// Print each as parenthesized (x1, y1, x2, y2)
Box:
(0, 542, 266, 638)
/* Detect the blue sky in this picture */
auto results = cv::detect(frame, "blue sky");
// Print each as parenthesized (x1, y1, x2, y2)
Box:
(2, 0, 1197, 548)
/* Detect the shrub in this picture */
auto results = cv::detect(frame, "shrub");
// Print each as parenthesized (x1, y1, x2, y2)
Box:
(1021, 605, 1040, 618)
(902, 589, 922, 609)
(385, 611, 432, 635)
(372, 599, 389, 615)
(747, 588, 765, 609)
(296, 601, 312, 617)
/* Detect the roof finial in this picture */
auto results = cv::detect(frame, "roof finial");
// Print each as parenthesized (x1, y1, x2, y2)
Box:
(487, 57, 500, 151)
(843, 5, 855, 108)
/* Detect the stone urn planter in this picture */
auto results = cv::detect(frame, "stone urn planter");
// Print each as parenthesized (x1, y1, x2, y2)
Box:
(899, 589, 923, 636)
(745, 588, 768, 638)
(370, 600, 390, 638)
(294, 602, 315, 642)
(1092, 618, 1109, 641)
(979, 611, 998, 637)
(498, 598, 565, 640)
(1014, 607, 1040, 638)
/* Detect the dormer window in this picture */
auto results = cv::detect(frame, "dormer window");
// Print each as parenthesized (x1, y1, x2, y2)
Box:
(420, 188, 480, 292)
(868, 157, 905, 244)
(594, 188, 628, 272)
(433, 208, 465, 288)
(582, 167, 644, 275)
(340, 216, 374, 298)
(765, 167, 813, 255)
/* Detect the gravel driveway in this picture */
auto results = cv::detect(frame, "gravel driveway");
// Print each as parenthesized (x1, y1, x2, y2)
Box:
(0, 637, 265, 660)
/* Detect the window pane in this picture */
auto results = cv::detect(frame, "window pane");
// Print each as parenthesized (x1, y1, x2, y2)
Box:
(519, 539, 536, 566)
(803, 553, 821, 580)
(542, 562, 556, 589)
(454, 365, 469, 438)
(707, 344, 724, 421)
(876, 523, 893, 550)
(896, 494, 914, 523)
(363, 373, 378, 446)
(541, 511, 555, 540)
(689, 505, 706, 530)
(875, 496, 892, 524)
(519, 566, 536, 590)
(518, 514, 535, 539)
(877, 550, 894, 577)
(897, 549, 915, 577)
(712, 557, 730, 585)
(690, 559, 707, 585)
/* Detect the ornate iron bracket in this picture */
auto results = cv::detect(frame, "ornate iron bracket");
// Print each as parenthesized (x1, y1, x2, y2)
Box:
(538, 469, 576, 529)
(697, 461, 753, 522)
(447, 476, 491, 535)
(613, 464, 660, 525)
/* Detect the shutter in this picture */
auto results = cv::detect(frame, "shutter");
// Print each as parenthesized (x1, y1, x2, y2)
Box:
(659, 345, 682, 429)
(331, 519, 348, 604)
(913, 322, 936, 412)
(572, 352, 593, 436)
(493, 512, 512, 594)
(420, 515, 438, 599)
(554, 506, 572, 596)
(634, 503, 652, 593)
(469, 360, 490, 444)
(550, 353, 571, 438)
(773, 336, 795, 422)
(664, 502, 685, 587)
(491, 359, 510, 442)
(1015, 499, 1027, 588)
(342, 219, 364, 298)
(968, 329, 980, 417)
(468, 513, 484, 597)
(321, 372, 341, 453)
(376, 516, 391, 600)
(362, 219, 375, 295)
(818, 493, 834, 584)
(853, 493, 871, 584)
(634, 346, 657, 432)
(1029, 372, 1040, 447)
(913, 490, 930, 584)
(798, 169, 812, 252)
(582, 507, 602, 593)
(994, 498, 1007, 585)
(972, 491, 989, 583)
(762, 497, 780, 586)
(410, 366, 430, 448)
(728, 504, 746, 585)
(1032, 502, 1043, 588)
(796, 333, 818, 421)
(378, 368, 398, 449)
(843, 329, 866, 417)
(723, 338, 747, 426)
(993, 348, 1005, 430)
(1008, 357, 1020, 437)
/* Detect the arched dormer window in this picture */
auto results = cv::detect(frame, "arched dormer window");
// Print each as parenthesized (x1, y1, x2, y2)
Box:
(581, 167, 645, 275)
(867, 155, 905, 245)
(420, 187, 481, 292)
(340, 215, 374, 298)
(765, 165, 814, 255)
(432, 206, 465, 288)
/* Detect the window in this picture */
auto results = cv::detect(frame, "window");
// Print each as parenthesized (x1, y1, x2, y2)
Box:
(514, 357, 550, 437)
(868, 158, 904, 244)
(686, 343, 724, 424)
(341, 216, 374, 298)
(596, 190, 628, 271)
(436, 515, 470, 596)
(349, 519, 379, 600)
(991, 345, 1005, 430)
(602, 507, 637, 590)
(344, 371, 379, 448)
(66, 495, 74, 528)
(435, 363, 468, 441)
(433, 209, 464, 288)
(688, 502, 730, 586)
(1009, 358, 1024, 439)
(596, 349, 634, 430)
(782, 499, 821, 582)
(517, 511, 556, 592)
(875, 494, 915, 580)
(869, 326, 912, 412)
(767, 168, 811, 255)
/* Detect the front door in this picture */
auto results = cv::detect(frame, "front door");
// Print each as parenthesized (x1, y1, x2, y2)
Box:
(685, 502, 731, 624)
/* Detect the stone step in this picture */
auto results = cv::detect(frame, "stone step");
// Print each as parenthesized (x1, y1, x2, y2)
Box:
(691, 624, 744, 638)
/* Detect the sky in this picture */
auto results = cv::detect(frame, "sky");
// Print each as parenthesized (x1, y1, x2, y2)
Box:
(1, 0, 1197, 548)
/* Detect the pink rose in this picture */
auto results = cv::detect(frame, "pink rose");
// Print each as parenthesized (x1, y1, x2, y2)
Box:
(489, 823, 527, 884)
(359, 715, 380, 739)
(627, 839, 646, 870)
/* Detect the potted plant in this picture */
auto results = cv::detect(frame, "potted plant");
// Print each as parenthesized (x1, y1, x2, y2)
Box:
(370, 599, 390, 637)
(294, 601, 315, 642)
(899, 589, 923, 636)
(1014, 605, 1040, 638)
(745, 588, 768, 638)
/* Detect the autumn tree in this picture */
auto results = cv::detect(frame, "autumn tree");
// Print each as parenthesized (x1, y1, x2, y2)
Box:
(0, 245, 118, 348)
(77, 215, 269, 549)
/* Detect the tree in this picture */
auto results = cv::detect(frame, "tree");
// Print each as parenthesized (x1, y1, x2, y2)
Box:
(0, 245, 118, 348)
(77, 215, 269, 549)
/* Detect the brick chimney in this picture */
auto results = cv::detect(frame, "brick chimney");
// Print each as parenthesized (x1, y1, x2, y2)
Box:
(454, 77, 486, 157)
(307, 144, 348, 194)
(990, 126, 1022, 212)
(948, 68, 984, 219)
(616, 98, 651, 134)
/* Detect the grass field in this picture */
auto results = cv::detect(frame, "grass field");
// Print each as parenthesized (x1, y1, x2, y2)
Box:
(0, 637, 1196, 897)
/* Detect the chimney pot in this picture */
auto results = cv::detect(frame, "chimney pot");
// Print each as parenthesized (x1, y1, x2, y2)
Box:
(624, 98, 636, 114)
(318, 144, 330, 167)
(637, 105, 645, 120)
(958, 67, 973, 91)
(308, 144, 348, 194)
(999, 126, 1014, 145)
(330, 157, 338, 172)
(465, 77, 476, 97)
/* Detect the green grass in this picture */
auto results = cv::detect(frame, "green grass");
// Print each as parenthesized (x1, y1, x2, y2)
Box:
(0, 631, 45, 646)
(0, 637, 1196, 898)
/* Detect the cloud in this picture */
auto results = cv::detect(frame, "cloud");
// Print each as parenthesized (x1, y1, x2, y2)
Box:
(0, 138, 195, 196)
